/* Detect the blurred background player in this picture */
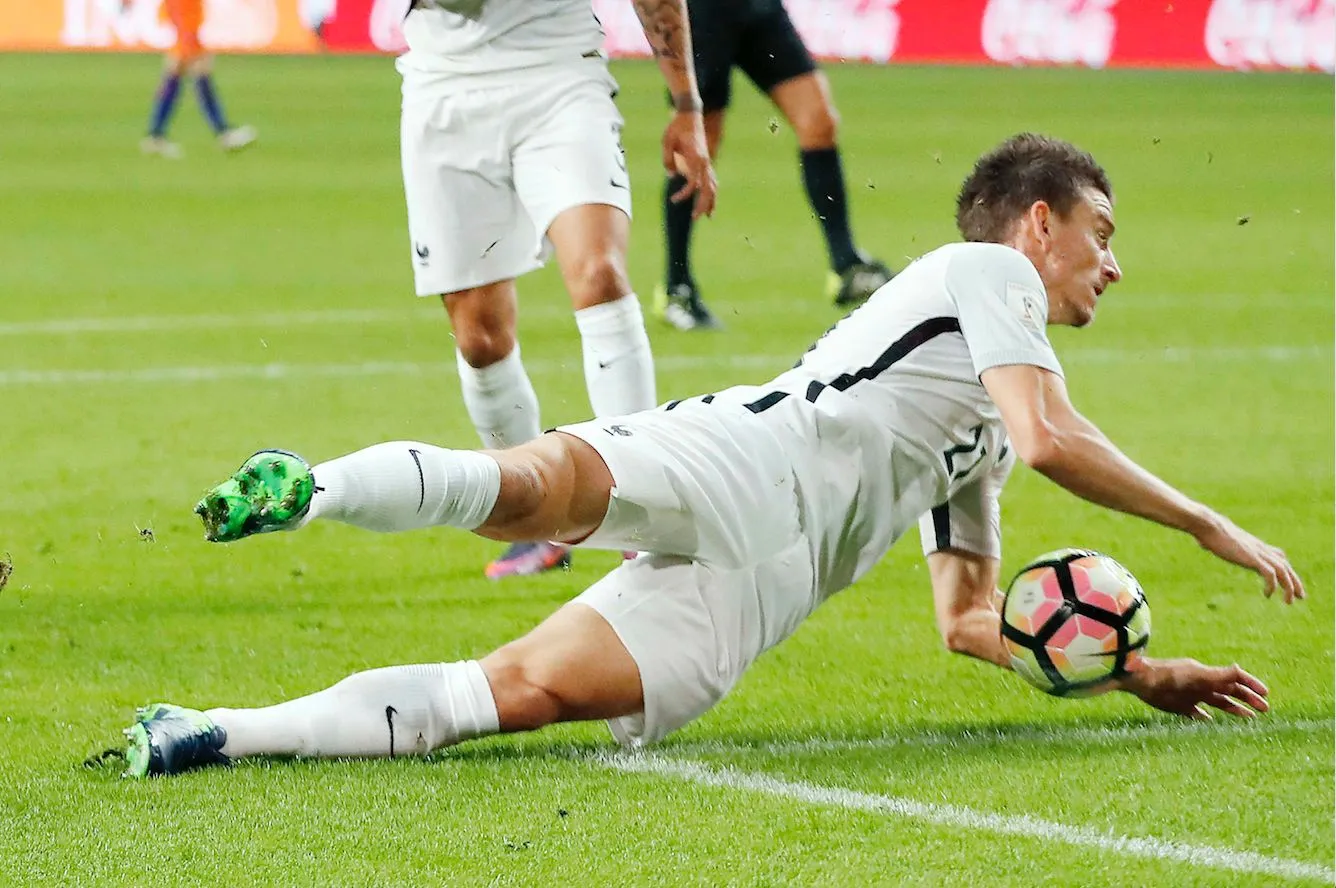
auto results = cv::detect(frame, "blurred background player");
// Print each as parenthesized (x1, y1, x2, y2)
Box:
(654, 0, 894, 330)
(397, 0, 715, 579)
(138, 0, 257, 158)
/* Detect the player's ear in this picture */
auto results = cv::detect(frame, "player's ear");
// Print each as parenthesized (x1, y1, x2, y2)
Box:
(1025, 201, 1053, 245)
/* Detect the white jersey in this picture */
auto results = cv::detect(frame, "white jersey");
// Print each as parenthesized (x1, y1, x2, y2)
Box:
(757, 241, 1064, 594)
(399, 0, 605, 77)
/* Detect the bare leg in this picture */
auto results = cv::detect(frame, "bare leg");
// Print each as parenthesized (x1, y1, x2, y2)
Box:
(479, 433, 615, 544)
(303, 431, 614, 545)
(767, 70, 839, 151)
(769, 71, 871, 283)
(212, 602, 642, 759)
(547, 204, 657, 417)
(441, 279, 543, 450)
(482, 602, 644, 729)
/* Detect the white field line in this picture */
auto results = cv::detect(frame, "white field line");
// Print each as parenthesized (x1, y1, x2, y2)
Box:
(0, 345, 1329, 388)
(664, 716, 1335, 758)
(0, 309, 429, 336)
(598, 752, 1336, 884)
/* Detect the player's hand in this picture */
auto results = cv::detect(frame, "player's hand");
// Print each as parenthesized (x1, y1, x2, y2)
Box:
(662, 110, 717, 219)
(1193, 512, 1305, 603)
(1120, 657, 1270, 720)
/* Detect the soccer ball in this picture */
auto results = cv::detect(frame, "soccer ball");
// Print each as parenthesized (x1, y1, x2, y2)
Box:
(1001, 548, 1151, 697)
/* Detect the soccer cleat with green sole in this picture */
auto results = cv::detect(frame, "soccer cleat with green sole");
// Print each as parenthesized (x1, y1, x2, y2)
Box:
(828, 257, 896, 308)
(654, 282, 721, 331)
(195, 449, 314, 542)
(123, 703, 230, 778)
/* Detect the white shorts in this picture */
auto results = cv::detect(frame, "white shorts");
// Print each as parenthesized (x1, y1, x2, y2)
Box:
(559, 394, 826, 745)
(576, 548, 815, 746)
(399, 60, 633, 296)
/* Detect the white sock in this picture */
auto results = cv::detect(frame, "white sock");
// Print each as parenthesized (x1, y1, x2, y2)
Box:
(574, 294, 656, 416)
(303, 441, 500, 532)
(209, 661, 500, 759)
(456, 346, 542, 449)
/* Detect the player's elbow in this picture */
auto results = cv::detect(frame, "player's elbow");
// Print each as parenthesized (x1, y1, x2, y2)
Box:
(940, 622, 966, 655)
(938, 613, 977, 656)
(1011, 420, 1065, 474)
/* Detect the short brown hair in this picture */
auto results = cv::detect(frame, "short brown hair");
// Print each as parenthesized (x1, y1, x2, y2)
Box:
(955, 134, 1112, 243)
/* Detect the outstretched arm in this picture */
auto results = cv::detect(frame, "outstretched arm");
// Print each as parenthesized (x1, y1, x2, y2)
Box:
(980, 363, 1305, 603)
(928, 549, 1270, 719)
(927, 549, 1009, 668)
(630, 0, 717, 218)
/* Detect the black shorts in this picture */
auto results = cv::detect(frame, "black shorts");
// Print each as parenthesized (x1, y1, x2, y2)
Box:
(684, 0, 817, 112)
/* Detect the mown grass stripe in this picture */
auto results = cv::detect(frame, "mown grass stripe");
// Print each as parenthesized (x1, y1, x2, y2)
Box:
(665, 716, 1334, 758)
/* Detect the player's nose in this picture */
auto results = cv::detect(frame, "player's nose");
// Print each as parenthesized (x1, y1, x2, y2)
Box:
(1103, 248, 1123, 284)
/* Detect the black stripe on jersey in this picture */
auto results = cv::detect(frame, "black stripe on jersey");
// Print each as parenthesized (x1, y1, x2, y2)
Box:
(931, 504, 952, 551)
(804, 380, 826, 403)
(745, 391, 789, 413)
(664, 399, 682, 411)
(827, 316, 963, 392)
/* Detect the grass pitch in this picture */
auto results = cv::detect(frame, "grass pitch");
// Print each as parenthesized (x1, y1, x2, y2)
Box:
(0, 54, 1332, 886)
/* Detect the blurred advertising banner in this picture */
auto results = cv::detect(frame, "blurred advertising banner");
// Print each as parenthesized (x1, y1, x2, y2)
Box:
(317, 0, 1333, 71)
(0, 0, 322, 52)
(3, 0, 1332, 71)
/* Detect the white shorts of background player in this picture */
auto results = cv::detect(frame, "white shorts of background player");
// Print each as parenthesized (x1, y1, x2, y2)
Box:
(400, 59, 633, 294)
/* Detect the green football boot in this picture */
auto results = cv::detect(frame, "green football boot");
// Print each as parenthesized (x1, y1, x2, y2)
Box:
(194, 449, 314, 542)
(123, 703, 230, 778)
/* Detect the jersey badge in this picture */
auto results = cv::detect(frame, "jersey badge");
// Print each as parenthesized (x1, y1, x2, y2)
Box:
(1005, 282, 1047, 331)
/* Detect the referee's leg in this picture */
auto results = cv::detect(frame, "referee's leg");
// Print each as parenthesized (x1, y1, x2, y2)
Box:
(738, 5, 893, 302)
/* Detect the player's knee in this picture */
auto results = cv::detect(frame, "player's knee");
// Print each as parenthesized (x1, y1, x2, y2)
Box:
(487, 444, 565, 533)
(565, 252, 630, 309)
(792, 103, 840, 149)
(454, 325, 517, 368)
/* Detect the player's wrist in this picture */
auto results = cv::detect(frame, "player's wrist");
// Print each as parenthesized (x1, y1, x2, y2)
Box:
(671, 92, 704, 114)
(1178, 502, 1220, 540)
(1113, 656, 1159, 696)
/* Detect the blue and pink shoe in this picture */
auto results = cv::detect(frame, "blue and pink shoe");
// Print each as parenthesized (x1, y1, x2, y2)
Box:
(485, 542, 572, 580)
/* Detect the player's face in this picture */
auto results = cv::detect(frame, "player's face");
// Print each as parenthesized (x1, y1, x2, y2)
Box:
(1037, 188, 1122, 327)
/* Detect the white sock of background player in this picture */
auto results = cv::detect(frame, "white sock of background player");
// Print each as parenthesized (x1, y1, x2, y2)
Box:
(301, 441, 500, 533)
(574, 294, 656, 416)
(456, 345, 542, 449)
(209, 661, 499, 759)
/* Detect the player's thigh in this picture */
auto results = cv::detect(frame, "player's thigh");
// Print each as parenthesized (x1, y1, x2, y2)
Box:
(510, 65, 632, 252)
(736, 4, 819, 97)
(578, 546, 816, 746)
(400, 87, 538, 296)
(555, 398, 805, 568)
